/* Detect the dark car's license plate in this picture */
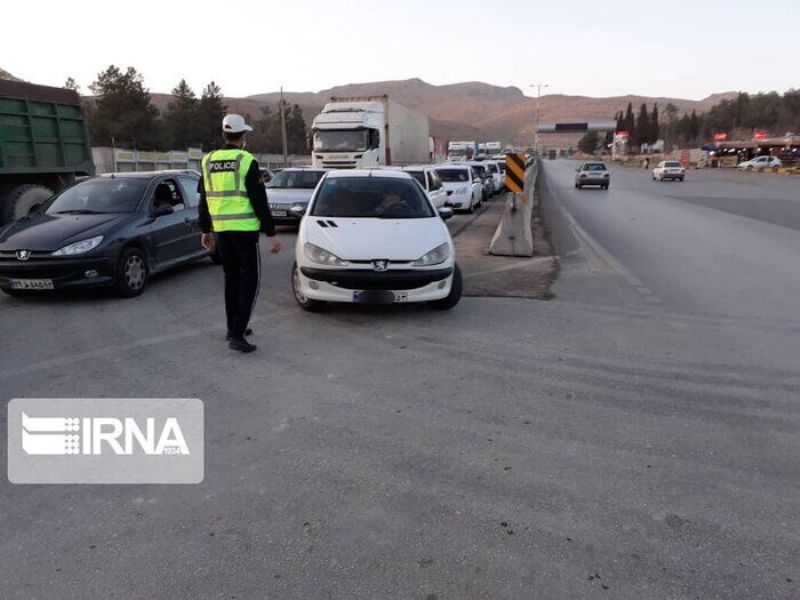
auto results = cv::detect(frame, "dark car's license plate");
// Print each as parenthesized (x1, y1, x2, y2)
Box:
(10, 279, 54, 290)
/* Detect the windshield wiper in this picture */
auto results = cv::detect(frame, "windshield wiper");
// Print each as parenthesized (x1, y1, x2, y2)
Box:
(53, 209, 103, 215)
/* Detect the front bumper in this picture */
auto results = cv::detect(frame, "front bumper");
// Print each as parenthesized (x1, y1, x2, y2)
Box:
(298, 266, 453, 303)
(0, 255, 115, 290)
(445, 192, 472, 209)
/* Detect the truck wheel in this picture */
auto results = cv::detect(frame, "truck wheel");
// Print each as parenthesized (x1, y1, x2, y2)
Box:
(292, 263, 326, 312)
(114, 247, 148, 297)
(429, 264, 462, 310)
(1, 184, 54, 225)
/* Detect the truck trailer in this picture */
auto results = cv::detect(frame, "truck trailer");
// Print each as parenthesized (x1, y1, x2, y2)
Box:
(311, 96, 430, 169)
(0, 80, 94, 225)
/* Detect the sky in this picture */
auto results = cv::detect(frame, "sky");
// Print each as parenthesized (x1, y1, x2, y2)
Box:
(3, 0, 798, 100)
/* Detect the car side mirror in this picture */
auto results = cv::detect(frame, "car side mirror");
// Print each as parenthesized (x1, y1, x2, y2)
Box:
(288, 205, 306, 219)
(473, 178, 481, 184)
(152, 204, 174, 217)
(438, 207, 454, 221)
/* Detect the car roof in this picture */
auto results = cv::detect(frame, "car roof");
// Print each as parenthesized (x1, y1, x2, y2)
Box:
(435, 163, 471, 169)
(99, 170, 198, 179)
(324, 169, 413, 179)
(275, 167, 327, 173)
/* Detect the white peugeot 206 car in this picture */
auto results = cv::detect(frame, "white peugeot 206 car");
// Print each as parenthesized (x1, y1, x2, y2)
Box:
(291, 170, 462, 311)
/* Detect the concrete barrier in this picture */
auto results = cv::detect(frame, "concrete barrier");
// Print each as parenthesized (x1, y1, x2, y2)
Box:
(489, 160, 538, 257)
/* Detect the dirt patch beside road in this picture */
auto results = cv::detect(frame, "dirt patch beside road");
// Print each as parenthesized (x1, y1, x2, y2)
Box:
(451, 195, 557, 299)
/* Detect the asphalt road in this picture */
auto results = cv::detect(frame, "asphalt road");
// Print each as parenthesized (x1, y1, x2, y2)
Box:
(0, 170, 799, 599)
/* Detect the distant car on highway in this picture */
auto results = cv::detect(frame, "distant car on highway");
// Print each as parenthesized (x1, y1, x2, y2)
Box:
(401, 166, 448, 209)
(265, 168, 327, 225)
(434, 164, 483, 212)
(291, 170, 461, 311)
(575, 162, 610, 189)
(467, 162, 494, 199)
(737, 156, 782, 169)
(652, 160, 686, 182)
(0, 170, 210, 297)
(484, 160, 505, 192)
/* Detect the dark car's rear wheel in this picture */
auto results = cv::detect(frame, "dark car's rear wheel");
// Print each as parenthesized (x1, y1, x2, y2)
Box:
(114, 247, 148, 297)
(429, 264, 462, 310)
(292, 263, 325, 312)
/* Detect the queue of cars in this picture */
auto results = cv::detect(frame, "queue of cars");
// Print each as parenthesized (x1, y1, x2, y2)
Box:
(0, 159, 503, 309)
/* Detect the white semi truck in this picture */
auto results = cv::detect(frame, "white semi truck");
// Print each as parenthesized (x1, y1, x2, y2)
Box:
(447, 141, 477, 162)
(478, 142, 503, 158)
(310, 96, 430, 169)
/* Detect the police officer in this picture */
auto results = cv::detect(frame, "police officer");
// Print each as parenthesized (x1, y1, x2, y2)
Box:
(199, 114, 281, 353)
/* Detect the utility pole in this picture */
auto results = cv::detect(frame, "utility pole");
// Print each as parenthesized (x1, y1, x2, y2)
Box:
(529, 84, 548, 155)
(280, 86, 289, 167)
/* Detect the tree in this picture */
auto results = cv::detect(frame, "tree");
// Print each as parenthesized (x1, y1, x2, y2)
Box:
(650, 103, 660, 143)
(635, 103, 650, 148)
(88, 65, 160, 150)
(163, 79, 199, 150)
(64, 77, 80, 94)
(624, 102, 636, 147)
(578, 131, 599, 154)
(197, 81, 227, 151)
(286, 104, 308, 154)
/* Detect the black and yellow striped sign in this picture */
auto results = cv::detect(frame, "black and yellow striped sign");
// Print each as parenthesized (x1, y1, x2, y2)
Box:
(505, 152, 525, 192)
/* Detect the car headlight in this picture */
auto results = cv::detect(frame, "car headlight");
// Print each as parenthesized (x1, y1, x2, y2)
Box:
(52, 235, 103, 256)
(304, 242, 349, 266)
(413, 242, 449, 267)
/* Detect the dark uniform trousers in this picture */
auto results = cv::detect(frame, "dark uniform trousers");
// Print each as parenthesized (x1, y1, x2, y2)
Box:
(217, 231, 261, 340)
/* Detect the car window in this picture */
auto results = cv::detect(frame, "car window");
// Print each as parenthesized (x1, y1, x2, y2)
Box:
(310, 177, 435, 219)
(406, 171, 427, 189)
(487, 163, 498, 174)
(153, 179, 185, 212)
(267, 170, 325, 190)
(436, 168, 470, 183)
(665, 162, 682, 168)
(583, 163, 607, 171)
(425, 171, 435, 191)
(178, 176, 201, 207)
(430, 170, 443, 190)
(45, 178, 148, 215)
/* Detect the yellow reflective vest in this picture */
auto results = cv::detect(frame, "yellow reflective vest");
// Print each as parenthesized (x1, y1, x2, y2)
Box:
(201, 149, 260, 232)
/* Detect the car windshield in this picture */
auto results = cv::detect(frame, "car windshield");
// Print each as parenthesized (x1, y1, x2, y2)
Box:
(405, 171, 426, 187)
(436, 168, 470, 182)
(449, 148, 467, 156)
(487, 164, 498, 173)
(665, 162, 682, 168)
(310, 177, 435, 219)
(583, 163, 607, 171)
(472, 165, 487, 177)
(313, 130, 367, 152)
(45, 178, 147, 214)
(267, 170, 325, 190)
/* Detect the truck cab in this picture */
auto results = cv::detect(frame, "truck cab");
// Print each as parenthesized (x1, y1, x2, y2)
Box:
(311, 101, 385, 170)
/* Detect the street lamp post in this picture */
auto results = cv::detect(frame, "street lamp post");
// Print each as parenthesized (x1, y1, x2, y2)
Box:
(530, 84, 548, 154)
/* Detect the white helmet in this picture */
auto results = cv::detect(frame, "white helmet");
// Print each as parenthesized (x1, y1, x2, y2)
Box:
(222, 114, 253, 134)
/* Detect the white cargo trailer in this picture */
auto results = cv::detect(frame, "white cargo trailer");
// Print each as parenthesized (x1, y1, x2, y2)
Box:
(311, 96, 430, 169)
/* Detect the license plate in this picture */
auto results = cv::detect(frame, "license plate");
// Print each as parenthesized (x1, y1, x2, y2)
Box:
(352, 290, 408, 304)
(10, 279, 53, 290)
(271, 210, 287, 217)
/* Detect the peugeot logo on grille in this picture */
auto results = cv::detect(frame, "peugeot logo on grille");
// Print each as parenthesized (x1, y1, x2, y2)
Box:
(372, 259, 388, 272)
(16, 250, 31, 261)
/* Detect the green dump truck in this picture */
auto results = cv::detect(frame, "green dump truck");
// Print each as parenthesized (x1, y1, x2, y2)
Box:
(0, 79, 94, 226)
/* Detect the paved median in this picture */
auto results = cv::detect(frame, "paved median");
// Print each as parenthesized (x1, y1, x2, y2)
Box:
(449, 195, 557, 299)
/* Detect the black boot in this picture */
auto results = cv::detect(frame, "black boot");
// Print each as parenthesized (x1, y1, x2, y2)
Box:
(228, 338, 257, 353)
